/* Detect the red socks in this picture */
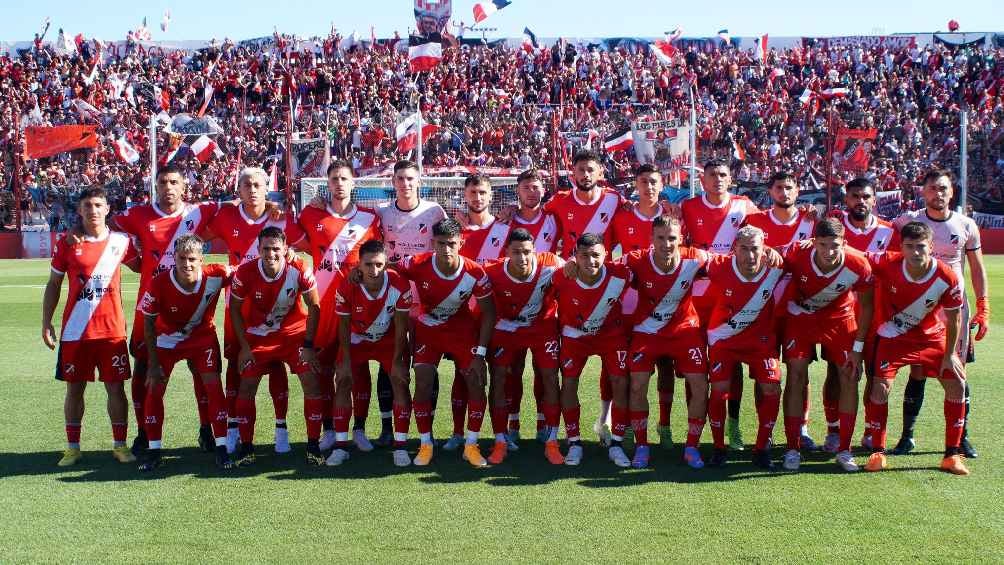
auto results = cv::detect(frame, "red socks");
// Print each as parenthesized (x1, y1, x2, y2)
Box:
(657, 390, 673, 427)
(413, 401, 433, 436)
(131, 371, 147, 431)
(823, 398, 840, 435)
(392, 403, 411, 447)
(304, 397, 323, 442)
(630, 410, 649, 446)
(709, 388, 728, 449)
(191, 375, 210, 426)
(267, 365, 289, 421)
(352, 366, 372, 423)
(451, 378, 468, 436)
(610, 403, 628, 441)
(784, 416, 803, 450)
(838, 411, 856, 452)
(533, 369, 545, 432)
(599, 369, 612, 402)
(317, 372, 334, 422)
(66, 422, 82, 445)
(236, 397, 256, 444)
(686, 417, 705, 448)
(542, 403, 561, 431)
(203, 379, 228, 440)
(562, 404, 581, 442)
(864, 399, 888, 451)
(944, 399, 965, 450)
(754, 392, 780, 451)
(224, 362, 240, 416)
(144, 383, 168, 443)
(467, 399, 486, 434)
(490, 405, 508, 436)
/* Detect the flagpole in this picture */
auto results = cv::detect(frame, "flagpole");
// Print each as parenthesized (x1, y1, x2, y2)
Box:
(286, 95, 295, 210)
(416, 108, 424, 179)
(149, 112, 157, 202)
(688, 83, 697, 197)
(958, 104, 968, 213)
(824, 102, 835, 213)
(13, 108, 23, 243)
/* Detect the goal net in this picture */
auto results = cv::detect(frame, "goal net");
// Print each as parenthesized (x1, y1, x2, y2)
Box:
(298, 176, 519, 217)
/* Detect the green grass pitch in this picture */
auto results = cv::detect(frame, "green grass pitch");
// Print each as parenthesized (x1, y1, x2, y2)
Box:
(0, 255, 1001, 563)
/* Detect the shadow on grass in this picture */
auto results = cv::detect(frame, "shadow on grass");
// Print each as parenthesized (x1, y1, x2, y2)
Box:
(0, 441, 954, 485)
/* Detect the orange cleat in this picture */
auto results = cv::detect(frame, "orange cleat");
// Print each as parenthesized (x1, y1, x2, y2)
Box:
(544, 440, 564, 465)
(486, 440, 508, 465)
(865, 452, 888, 472)
(940, 455, 970, 476)
(463, 443, 488, 468)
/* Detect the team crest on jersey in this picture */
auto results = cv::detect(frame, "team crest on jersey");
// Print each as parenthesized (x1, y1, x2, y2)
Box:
(711, 361, 722, 373)
(681, 280, 690, 289)
(879, 361, 890, 370)
(185, 220, 195, 231)
(949, 233, 960, 245)
(418, 223, 429, 234)
(491, 237, 501, 247)
(64, 363, 75, 374)
(632, 351, 645, 363)
(600, 213, 609, 223)
(318, 258, 334, 272)
(544, 232, 553, 241)
(876, 239, 886, 249)
(925, 298, 936, 309)
(797, 232, 807, 240)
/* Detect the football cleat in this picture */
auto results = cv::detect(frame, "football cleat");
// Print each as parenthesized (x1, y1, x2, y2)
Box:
(198, 425, 215, 453)
(486, 441, 508, 465)
(353, 429, 374, 452)
(864, 452, 887, 472)
(608, 445, 630, 468)
(392, 449, 412, 467)
(274, 427, 291, 454)
(631, 445, 650, 469)
(564, 444, 583, 466)
(782, 449, 801, 471)
(325, 448, 350, 466)
(413, 443, 434, 466)
(130, 432, 148, 457)
(138, 449, 164, 472)
(111, 445, 137, 463)
(683, 446, 705, 469)
(940, 454, 970, 476)
(373, 430, 394, 448)
(505, 430, 520, 451)
(225, 428, 240, 454)
(305, 443, 326, 466)
(823, 432, 840, 454)
(318, 430, 337, 452)
(708, 448, 729, 468)
(441, 434, 465, 451)
(727, 418, 744, 451)
(860, 433, 873, 451)
(657, 425, 673, 450)
(889, 436, 915, 456)
(751, 449, 776, 471)
(57, 448, 82, 467)
(593, 422, 612, 447)
(234, 443, 256, 467)
(463, 444, 488, 468)
(800, 433, 819, 452)
(544, 440, 565, 465)
(535, 428, 549, 444)
(960, 437, 978, 459)
(835, 450, 859, 472)
(215, 446, 234, 470)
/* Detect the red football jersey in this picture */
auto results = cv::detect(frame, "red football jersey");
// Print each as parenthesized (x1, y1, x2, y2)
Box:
(398, 252, 493, 332)
(783, 245, 872, 321)
(611, 205, 660, 255)
(510, 210, 560, 253)
(625, 247, 709, 337)
(705, 256, 785, 351)
(544, 188, 623, 257)
(485, 252, 563, 337)
(115, 201, 219, 295)
(832, 210, 901, 254)
(231, 257, 317, 345)
(207, 205, 305, 267)
(870, 253, 963, 341)
(681, 193, 760, 254)
(743, 208, 815, 249)
(334, 269, 412, 345)
(138, 263, 230, 350)
(297, 203, 382, 301)
(552, 262, 632, 339)
(460, 218, 511, 264)
(50, 231, 137, 342)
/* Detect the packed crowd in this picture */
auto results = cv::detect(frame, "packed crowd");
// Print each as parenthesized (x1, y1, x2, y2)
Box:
(3, 28, 1004, 229)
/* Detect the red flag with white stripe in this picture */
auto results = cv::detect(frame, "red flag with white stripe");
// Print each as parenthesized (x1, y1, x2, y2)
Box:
(603, 129, 633, 153)
(111, 136, 140, 164)
(408, 38, 442, 73)
(651, 40, 677, 65)
(190, 135, 222, 163)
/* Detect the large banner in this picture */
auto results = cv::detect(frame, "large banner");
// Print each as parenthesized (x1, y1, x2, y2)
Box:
(290, 137, 329, 179)
(631, 120, 691, 183)
(875, 189, 903, 219)
(414, 0, 451, 36)
(25, 125, 99, 159)
(833, 127, 878, 174)
(973, 211, 1004, 229)
(933, 33, 987, 49)
(802, 35, 915, 48)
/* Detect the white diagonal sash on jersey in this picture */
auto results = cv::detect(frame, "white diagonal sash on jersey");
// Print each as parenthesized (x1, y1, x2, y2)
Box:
(710, 200, 746, 253)
(633, 259, 701, 335)
(496, 266, 557, 333)
(789, 215, 815, 245)
(877, 278, 950, 338)
(351, 286, 403, 344)
(419, 272, 476, 327)
(475, 222, 511, 263)
(315, 211, 376, 298)
(62, 232, 130, 342)
(534, 215, 558, 252)
(868, 225, 894, 253)
(156, 276, 224, 349)
(155, 205, 203, 277)
(248, 267, 301, 337)
(707, 268, 782, 346)
(240, 218, 285, 264)
(787, 267, 860, 316)
(581, 194, 619, 236)
(562, 274, 626, 339)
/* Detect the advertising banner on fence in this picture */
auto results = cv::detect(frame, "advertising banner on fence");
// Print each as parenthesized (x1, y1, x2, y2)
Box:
(973, 211, 1004, 229)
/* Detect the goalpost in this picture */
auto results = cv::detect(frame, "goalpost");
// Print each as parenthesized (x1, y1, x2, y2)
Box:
(298, 176, 520, 216)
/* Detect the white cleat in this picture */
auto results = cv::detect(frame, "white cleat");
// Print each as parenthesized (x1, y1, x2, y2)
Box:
(823, 432, 841, 454)
(225, 428, 239, 454)
(325, 448, 350, 466)
(782, 449, 801, 471)
(608, 446, 630, 468)
(564, 444, 584, 466)
(593, 422, 612, 447)
(393, 449, 412, 467)
(318, 430, 337, 452)
(836, 450, 859, 472)
(353, 429, 374, 452)
(274, 427, 291, 453)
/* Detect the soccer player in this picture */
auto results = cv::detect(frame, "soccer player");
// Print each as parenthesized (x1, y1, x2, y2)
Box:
(228, 227, 325, 466)
(705, 225, 784, 470)
(484, 228, 565, 464)
(680, 159, 760, 451)
(780, 219, 874, 472)
(398, 219, 495, 467)
(207, 166, 306, 455)
(862, 222, 970, 476)
(889, 169, 988, 459)
(298, 161, 383, 451)
(624, 216, 710, 469)
(42, 187, 138, 466)
(552, 233, 632, 467)
(137, 235, 232, 470)
(332, 240, 412, 467)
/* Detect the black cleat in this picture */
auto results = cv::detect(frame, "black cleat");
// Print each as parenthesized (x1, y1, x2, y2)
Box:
(305, 440, 325, 466)
(708, 448, 729, 468)
(197, 425, 215, 453)
(234, 443, 256, 467)
(372, 430, 393, 448)
(138, 449, 164, 472)
(960, 437, 978, 459)
(215, 446, 234, 470)
(889, 436, 915, 455)
(751, 449, 776, 471)
(131, 432, 149, 457)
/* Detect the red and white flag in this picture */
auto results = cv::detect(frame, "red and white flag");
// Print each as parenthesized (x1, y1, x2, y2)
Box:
(651, 40, 677, 65)
(408, 37, 442, 73)
(798, 88, 815, 106)
(395, 113, 440, 153)
(603, 129, 633, 153)
(473, 0, 511, 23)
(190, 135, 222, 163)
(754, 34, 768, 62)
(197, 83, 214, 117)
(820, 87, 849, 99)
(111, 136, 140, 164)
